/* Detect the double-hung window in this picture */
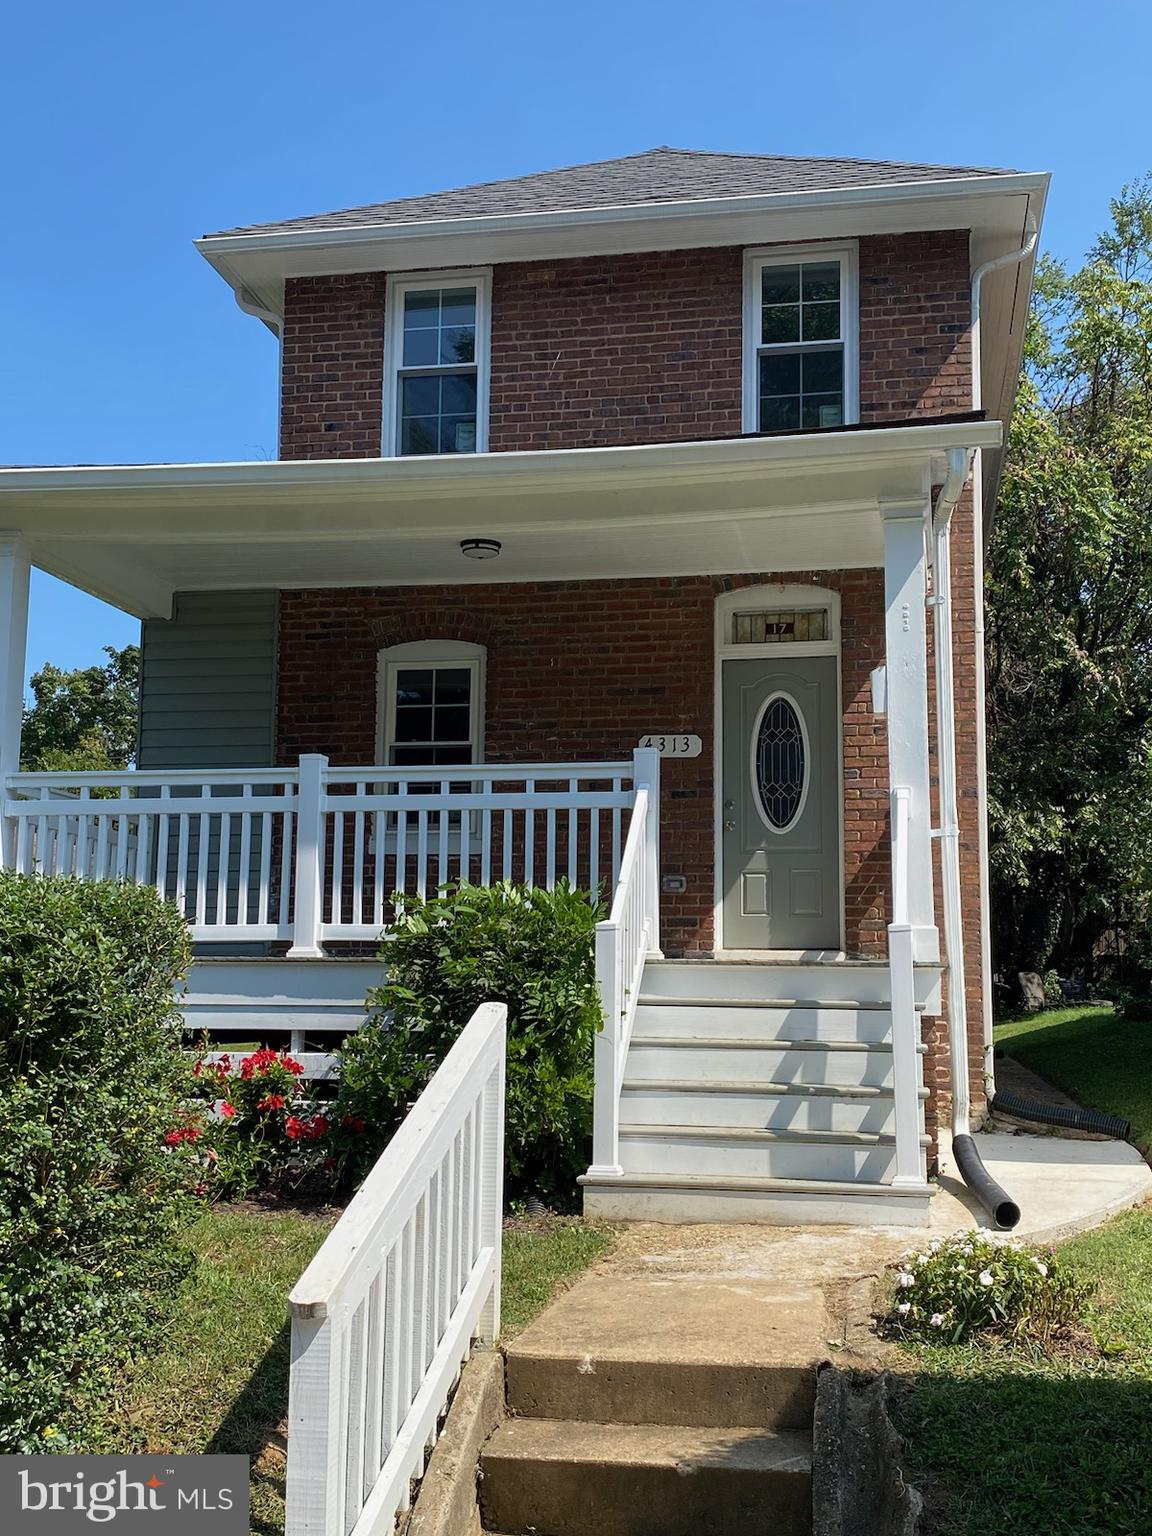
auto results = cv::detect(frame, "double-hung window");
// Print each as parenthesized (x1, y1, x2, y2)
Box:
(743, 244, 858, 434)
(383, 270, 491, 456)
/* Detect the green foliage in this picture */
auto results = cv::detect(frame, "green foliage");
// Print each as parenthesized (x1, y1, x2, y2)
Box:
(184, 1046, 331, 1197)
(21, 644, 140, 772)
(988, 178, 1152, 975)
(0, 874, 194, 1451)
(886, 1232, 1093, 1346)
(335, 882, 603, 1203)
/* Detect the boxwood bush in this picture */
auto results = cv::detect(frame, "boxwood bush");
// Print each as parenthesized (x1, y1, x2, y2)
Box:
(0, 875, 194, 1451)
(334, 881, 603, 1204)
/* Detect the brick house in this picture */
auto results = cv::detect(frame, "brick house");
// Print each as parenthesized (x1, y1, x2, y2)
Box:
(0, 148, 1048, 1223)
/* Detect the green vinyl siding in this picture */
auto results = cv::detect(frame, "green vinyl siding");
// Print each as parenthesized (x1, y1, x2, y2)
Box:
(138, 591, 278, 768)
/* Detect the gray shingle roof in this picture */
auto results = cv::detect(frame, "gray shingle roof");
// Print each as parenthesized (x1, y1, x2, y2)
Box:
(204, 146, 1018, 240)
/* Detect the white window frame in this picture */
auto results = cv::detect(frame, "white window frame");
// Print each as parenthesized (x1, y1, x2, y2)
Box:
(382, 268, 493, 457)
(741, 242, 859, 435)
(376, 639, 486, 767)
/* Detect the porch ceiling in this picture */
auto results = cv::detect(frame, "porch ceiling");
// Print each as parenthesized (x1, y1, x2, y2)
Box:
(0, 419, 1001, 618)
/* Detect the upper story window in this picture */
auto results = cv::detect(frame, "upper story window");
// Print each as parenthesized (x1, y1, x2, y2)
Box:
(383, 269, 492, 456)
(742, 243, 858, 434)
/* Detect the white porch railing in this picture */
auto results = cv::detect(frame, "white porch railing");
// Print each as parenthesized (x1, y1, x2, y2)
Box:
(1, 755, 643, 948)
(588, 748, 661, 1178)
(285, 1001, 506, 1536)
(888, 784, 927, 1185)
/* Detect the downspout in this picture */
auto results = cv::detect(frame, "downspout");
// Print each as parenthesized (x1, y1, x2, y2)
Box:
(969, 224, 1038, 1099)
(925, 224, 1037, 1228)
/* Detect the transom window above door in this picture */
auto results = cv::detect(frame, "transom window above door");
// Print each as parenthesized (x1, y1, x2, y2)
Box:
(383, 270, 492, 456)
(742, 244, 858, 435)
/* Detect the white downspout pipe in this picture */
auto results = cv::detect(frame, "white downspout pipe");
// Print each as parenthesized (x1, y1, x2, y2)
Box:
(969, 222, 1038, 1096)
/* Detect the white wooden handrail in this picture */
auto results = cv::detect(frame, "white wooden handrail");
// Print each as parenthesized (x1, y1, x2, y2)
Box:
(1, 756, 639, 950)
(888, 785, 925, 1186)
(588, 747, 661, 1178)
(285, 1001, 506, 1536)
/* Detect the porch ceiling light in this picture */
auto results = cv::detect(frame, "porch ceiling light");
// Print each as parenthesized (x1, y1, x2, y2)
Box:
(460, 538, 502, 560)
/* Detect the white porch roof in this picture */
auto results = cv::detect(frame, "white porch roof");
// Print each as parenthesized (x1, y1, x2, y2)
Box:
(0, 418, 1000, 618)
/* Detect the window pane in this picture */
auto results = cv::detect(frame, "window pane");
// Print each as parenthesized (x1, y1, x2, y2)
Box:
(802, 349, 843, 394)
(759, 353, 801, 396)
(761, 265, 800, 306)
(441, 373, 478, 414)
(433, 705, 471, 742)
(802, 262, 840, 303)
(401, 416, 439, 455)
(394, 705, 433, 742)
(440, 327, 476, 365)
(395, 670, 434, 705)
(440, 289, 477, 327)
(801, 395, 844, 429)
(762, 304, 800, 344)
(802, 302, 840, 342)
(402, 328, 440, 367)
(402, 375, 441, 415)
(759, 395, 801, 432)
(440, 416, 477, 453)
(434, 669, 472, 705)
(403, 290, 439, 323)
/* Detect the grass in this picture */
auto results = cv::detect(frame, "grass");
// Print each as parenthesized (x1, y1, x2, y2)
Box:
(112, 1203, 615, 1536)
(994, 1003, 1152, 1148)
(893, 1196, 1152, 1533)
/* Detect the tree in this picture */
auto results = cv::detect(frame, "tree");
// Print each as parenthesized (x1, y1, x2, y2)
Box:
(20, 644, 140, 772)
(987, 178, 1152, 978)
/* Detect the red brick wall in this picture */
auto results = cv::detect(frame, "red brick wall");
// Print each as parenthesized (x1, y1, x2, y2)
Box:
(277, 571, 889, 958)
(278, 231, 972, 457)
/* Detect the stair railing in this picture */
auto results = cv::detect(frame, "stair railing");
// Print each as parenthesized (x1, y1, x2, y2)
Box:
(588, 747, 661, 1178)
(889, 784, 927, 1185)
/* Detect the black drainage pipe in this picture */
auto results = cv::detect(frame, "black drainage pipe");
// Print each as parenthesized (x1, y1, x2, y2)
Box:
(952, 1133, 1021, 1230)
(991, 1090, 1131, 1142)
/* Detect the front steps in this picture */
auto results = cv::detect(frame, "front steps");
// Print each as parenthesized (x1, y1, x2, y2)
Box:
(583, 957, 937, 1225)
(479, 1273, 822, 1536)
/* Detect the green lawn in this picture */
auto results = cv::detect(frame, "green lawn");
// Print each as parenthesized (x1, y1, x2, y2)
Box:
(894, 1204, 1152, 1536)
(112, 1204, 615, 1536)
(995, 1004, 1152, 1149)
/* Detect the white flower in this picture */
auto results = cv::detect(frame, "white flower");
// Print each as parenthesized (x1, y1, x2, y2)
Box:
(896, 1301, 911, 1316)
(896, 1271, 916, 1289)
(929, 1313, 945, 1327)
(978, 1270, 995, 1288)
(1032, 1259, 1048, 1278)
(917, 1253, 930, 1265)
(960, 1244, 973, 1256)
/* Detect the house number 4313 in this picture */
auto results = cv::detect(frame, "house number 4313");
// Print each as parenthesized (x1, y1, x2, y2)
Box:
(638, 734, 703, 758)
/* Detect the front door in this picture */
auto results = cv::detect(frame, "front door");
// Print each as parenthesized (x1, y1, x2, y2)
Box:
(721, 654, 840, 949)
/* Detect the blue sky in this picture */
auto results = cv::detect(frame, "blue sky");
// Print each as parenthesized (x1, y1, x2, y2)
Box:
(3, 0, 1147, 682)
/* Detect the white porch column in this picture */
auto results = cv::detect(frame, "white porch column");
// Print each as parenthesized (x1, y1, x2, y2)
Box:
(0, 535, 30, 780)
(881, 505, 938, 962)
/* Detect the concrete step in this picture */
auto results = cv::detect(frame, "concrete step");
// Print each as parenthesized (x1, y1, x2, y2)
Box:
(634, 996, 895, 1043)
(642, 958, 942, 1012)
(619, 1078, 927, 1135)
(479, 1417, 811, 1536)
(580, 1170, 935, 1226)
(626, 1035, 919, 1088)
(618, 1123, 928, 1182)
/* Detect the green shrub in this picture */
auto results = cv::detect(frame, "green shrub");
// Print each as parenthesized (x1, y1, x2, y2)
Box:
(0, 874, 194, 1451)
(334, 882, 603, 1204)
(885, 1232, 1094, 1346)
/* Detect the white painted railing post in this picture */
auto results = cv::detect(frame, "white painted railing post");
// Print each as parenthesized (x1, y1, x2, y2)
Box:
(632, 747, 662, 957)
(284, 1309, 344, 1535)
(889, 785, 926, 1187)
(288, 754, 327, 959)
(477, 1044, 506, 1344)
(589, 920, 622, 1178)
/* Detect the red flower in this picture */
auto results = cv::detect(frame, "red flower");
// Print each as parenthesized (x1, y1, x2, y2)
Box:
(308, 1114, 330, 1140)
(285, 1115, 305, 1141)
(192, 1060, 203, 1078)
(282, 1055, 305, 1076)
(165, 1129, 185, 1147)
(220, 1102, 237, 1119)
(258, 1093, 287, 1112)
(341, 1114, 366, 1134)
(323, 1155, 336, 1172)
(165, 1125, 202, 1146)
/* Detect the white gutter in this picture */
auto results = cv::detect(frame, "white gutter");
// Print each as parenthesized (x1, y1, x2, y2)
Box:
(969, 222, 1039, 1102)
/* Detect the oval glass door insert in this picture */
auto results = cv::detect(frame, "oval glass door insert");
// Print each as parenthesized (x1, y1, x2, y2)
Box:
(752, 694, 808, 831)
